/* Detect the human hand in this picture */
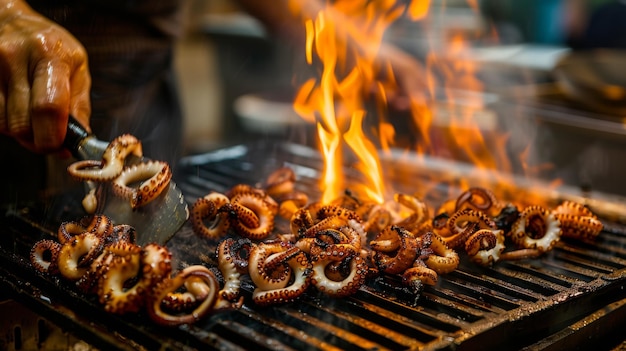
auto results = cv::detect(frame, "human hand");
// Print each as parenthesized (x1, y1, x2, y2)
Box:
(0, 0, 91, 154)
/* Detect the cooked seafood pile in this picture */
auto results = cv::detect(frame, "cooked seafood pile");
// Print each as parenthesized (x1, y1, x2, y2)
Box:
(67, 133, 173, 213)
(29, 162, 603, 327)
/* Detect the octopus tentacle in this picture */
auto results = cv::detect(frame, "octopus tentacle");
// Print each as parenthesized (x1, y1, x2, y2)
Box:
(58, 232, 104, 281)
(422, 232, 460, 274)
(160, 289, 202, 313)
(140, 243, 173, 284)
(554, 213, 603, 241)
(309, 226, 362, 271)
(58, 220, 89, 244)
(455, 187, 502, 217)
(160, 277, 218, 313)
(82, 187, 99, 214)
(278, 191, 309, 220)
(57, 215, 113, 244)
(303, 216, 349, 238)
(249, 242, 294, 291)
(370, 225, 404, 253)
(76, 249, 115, 294)
(371, 226, 419, 275)
(264, 166, 296, 199)
(441, 222, 477, 250)
(252, 248, 312, 306)
(443, 209, 495, 249)
(499, 248, 544, 261)
(315, 205, 362, 223)
(294, 204, 362, 245)
(97, 244, 146, 314)
(227, 184, 278, 213)
(30, 239, 62, 275)
(147, 265, 219, 327)
(289, 204, 319, 236)
(205, 191, 231, 208)
(67, 134, 142, 181)
(553, 200, 594, 217)
(226, 183, 264, 198)
(67, 160, 106, 181)
(402, 262, 438, 287)
(465, 229, 506, 266)
(222, 192, 276, 240)
(431, 212, 451, 238)
(432, 212, 449, 230)
(214, 238, 243, 308)
(321, 255, 354, 282)
(264, 246, 302, 274)
(314, 228, 350, 247)
(106, 224, 137, 245)
(311, 245, 367, 298)
(335, 224, 364, 252)
(77, 241, 138, 294)
(509, 205, 561, 253)
(112, 160, 172, 209)
(191, 195, 231, 239)
(553, 201, 602, 241)
(85, 214, 115, 238)
(226, 202, 260, 229)
(448, 209, 497, 232)
(464, 229, 498, 256)
(295, 237, 317, 255)
(229, 238, 253, 274)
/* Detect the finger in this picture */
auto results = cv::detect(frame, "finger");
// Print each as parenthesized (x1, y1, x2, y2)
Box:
(30, 60, 71, 151)
(6, 71, 32, 141)
(69, 61, 91, 133)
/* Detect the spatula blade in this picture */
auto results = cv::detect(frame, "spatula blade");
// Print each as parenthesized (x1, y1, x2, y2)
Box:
(95, 181, 189, 246)
(64, 116, 189, 245)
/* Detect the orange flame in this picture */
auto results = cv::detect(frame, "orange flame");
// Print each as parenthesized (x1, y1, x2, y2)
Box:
(293, 0, 424, 204)
(407, 0, 430, 20)
(344, 110, 385, 203)
(292, 0, 555, 207)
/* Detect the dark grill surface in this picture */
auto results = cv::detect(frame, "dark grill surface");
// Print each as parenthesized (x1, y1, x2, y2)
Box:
(2, 141, 626, 351)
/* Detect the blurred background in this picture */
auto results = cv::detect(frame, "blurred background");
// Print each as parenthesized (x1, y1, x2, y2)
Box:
(175, 0, 626, 196)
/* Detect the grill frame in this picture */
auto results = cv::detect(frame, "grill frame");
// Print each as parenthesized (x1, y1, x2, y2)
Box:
(2, 141, 626, 350)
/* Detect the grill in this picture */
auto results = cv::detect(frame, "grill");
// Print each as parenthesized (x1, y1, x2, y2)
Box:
(2, 141, 626, 350)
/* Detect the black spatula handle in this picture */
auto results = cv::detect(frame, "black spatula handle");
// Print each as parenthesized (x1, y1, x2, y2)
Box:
(63, 115, 90, 159)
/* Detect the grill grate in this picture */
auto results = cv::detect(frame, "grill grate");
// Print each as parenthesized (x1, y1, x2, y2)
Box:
(1, 141, 626, 350)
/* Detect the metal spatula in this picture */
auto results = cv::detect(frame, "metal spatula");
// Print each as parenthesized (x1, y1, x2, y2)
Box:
(63, 116, 189, 246)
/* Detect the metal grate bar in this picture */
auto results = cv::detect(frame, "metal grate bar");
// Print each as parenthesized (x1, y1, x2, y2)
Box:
(491, 265, 572, 295)
(356, 286, 472, 329)
(211, 320, 296, 351)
